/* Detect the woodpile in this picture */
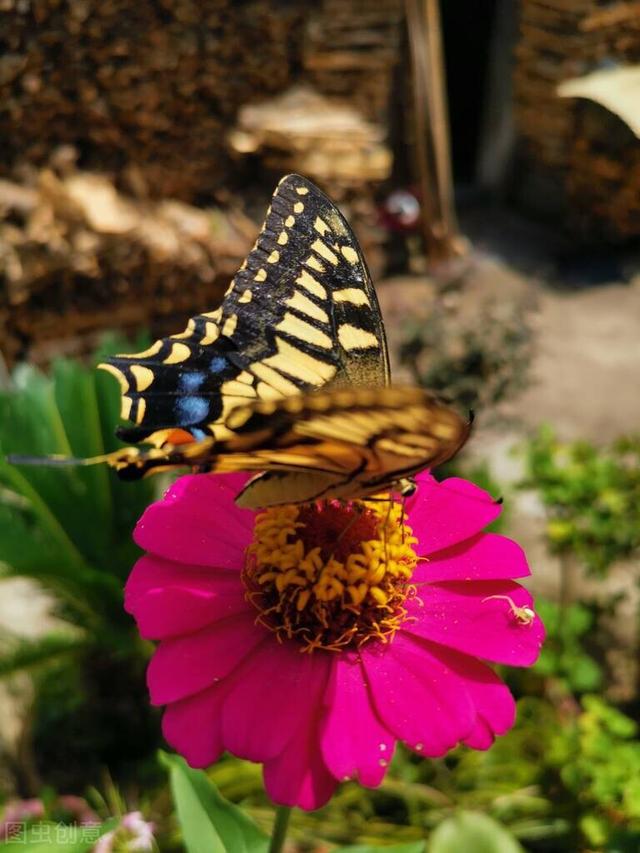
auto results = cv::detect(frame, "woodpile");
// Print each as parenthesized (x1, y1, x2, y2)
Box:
(229, 86, 392, 189)
(0, 170, 255, 366)
(0, 0, 403, 203)
(0, 0, 407, 364)
(303, 0, 404, 124)
(565, 100, 640, 240)
(514, 0, 640, 239)
(0, 0, 304, 202)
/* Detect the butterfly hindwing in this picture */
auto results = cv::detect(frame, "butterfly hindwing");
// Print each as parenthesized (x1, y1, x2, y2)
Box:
(100, 174, 389, 446)
(102, 386, 471, 507)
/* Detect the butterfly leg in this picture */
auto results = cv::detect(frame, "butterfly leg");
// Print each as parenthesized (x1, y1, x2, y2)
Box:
(400, 495, 408, 544)
(332, 502, 367, 557)
(381, 497, 394, 568)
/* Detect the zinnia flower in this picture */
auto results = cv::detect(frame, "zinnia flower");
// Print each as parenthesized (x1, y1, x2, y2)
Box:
(126, 471, 544, 810)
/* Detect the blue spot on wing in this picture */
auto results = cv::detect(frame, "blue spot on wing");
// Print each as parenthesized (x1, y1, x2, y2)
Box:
(210, 356, 228, 373)
(176, 396, 210, 425)
(179, 371, 206, 391)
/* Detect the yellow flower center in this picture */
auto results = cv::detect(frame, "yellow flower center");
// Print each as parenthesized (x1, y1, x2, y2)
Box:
(243, 498, 418, 652)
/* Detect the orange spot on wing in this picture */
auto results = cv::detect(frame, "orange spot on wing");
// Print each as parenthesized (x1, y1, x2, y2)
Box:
(144, 428, 197, 449)
(165, 429, 197, 446)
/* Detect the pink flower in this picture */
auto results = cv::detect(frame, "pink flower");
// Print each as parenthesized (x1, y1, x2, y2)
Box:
(0, 795, 99, 843)
(126, 472, 544, 811)
(94, 811, 155, 853)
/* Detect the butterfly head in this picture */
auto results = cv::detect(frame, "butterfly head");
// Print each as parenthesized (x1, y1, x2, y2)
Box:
(398, 477, 417, 498)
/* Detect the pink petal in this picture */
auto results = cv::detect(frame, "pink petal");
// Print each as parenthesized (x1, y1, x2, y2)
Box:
(412, 533, 530, 584)
(320, 654, 395, 787)
(362, 633, 475, 756)
(147, 614, 267, 705)
(405, 636, 516, 749)
(405, 581, 545, 666)
(262, 655, 335, 810)
(408, 475, 502, 556)
(134, 474, 253, 568)
(162, 682, 228, 768)
(221, 642, 324, 763)
(125, 555, 247, 639)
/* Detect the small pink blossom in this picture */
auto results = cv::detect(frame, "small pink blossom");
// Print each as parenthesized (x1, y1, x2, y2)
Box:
(94, 811, 154, 853)
(126, 471, 544, 810)
(0, 795, 99, 842)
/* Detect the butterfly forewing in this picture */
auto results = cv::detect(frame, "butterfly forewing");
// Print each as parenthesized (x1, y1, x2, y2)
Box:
(100, 174, 389, 445)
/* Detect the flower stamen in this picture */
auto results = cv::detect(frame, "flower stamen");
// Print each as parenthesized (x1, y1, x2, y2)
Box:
(243, 498, 419, 652)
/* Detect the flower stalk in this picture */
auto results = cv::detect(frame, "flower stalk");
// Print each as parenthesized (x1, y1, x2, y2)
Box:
(269, 805, 292, 853)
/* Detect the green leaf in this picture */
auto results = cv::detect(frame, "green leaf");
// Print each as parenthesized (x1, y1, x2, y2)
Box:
(0, 453, 90, 575)
(429, 812, 524, 853)
(0, 819, 115, 851)
(0, 348, 155, 628)
(52, 359, 114, 551)
(160, 752, 268, 853)
(0, 633, 86, 678)
(335, 844, 425, 852)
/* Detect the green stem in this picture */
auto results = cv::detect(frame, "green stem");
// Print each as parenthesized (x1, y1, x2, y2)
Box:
(268, 805, 292, 853)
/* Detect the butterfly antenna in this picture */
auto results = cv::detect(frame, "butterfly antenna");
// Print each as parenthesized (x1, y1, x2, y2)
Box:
(333, 503, 364, 557)
(6, 452, 112, 468)
(382, 497, 393, 566)
(400, 495, 407, 544)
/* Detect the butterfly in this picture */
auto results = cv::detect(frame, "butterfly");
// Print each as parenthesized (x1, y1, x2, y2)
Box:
(11, 174, 471, 507)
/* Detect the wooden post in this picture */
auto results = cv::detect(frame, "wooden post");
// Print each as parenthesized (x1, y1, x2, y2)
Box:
(405, 0, 466, 264)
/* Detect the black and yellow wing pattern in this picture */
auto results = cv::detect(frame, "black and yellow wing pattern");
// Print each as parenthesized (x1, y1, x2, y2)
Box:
(100, 174, 389, 449)
(10, 174, 471, 507)
(107, 386, 471, 508)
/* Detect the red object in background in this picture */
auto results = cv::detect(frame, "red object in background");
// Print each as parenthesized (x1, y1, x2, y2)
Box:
(379, 188, 422, 233)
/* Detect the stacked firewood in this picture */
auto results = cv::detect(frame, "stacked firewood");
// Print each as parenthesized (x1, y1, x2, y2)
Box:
(303, 0, 404, 123)
(0, 0, 304, 202)
(514, 0, 640, 238)
(565, 99, 640, 240)
(0, 0, 407, 364)
(229, 86, 392, 189)
(0, 170, 255, 366)
(0, 0, 404, 203)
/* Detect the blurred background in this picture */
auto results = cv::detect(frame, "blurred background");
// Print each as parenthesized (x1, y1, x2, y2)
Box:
(0, 0, 639, 850)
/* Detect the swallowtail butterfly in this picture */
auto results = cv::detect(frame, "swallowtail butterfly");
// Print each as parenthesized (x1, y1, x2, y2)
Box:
(11, 175, 470, 507)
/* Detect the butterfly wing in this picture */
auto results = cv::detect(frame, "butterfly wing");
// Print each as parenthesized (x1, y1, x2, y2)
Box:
(100, 387, 471, 507)
(230, 386, 471, 506)
(100, 174, 389, 447)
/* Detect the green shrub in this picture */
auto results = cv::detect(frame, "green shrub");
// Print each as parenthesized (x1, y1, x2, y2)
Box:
(399, 298, 532, 413)
(521, 427, 640, 574)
